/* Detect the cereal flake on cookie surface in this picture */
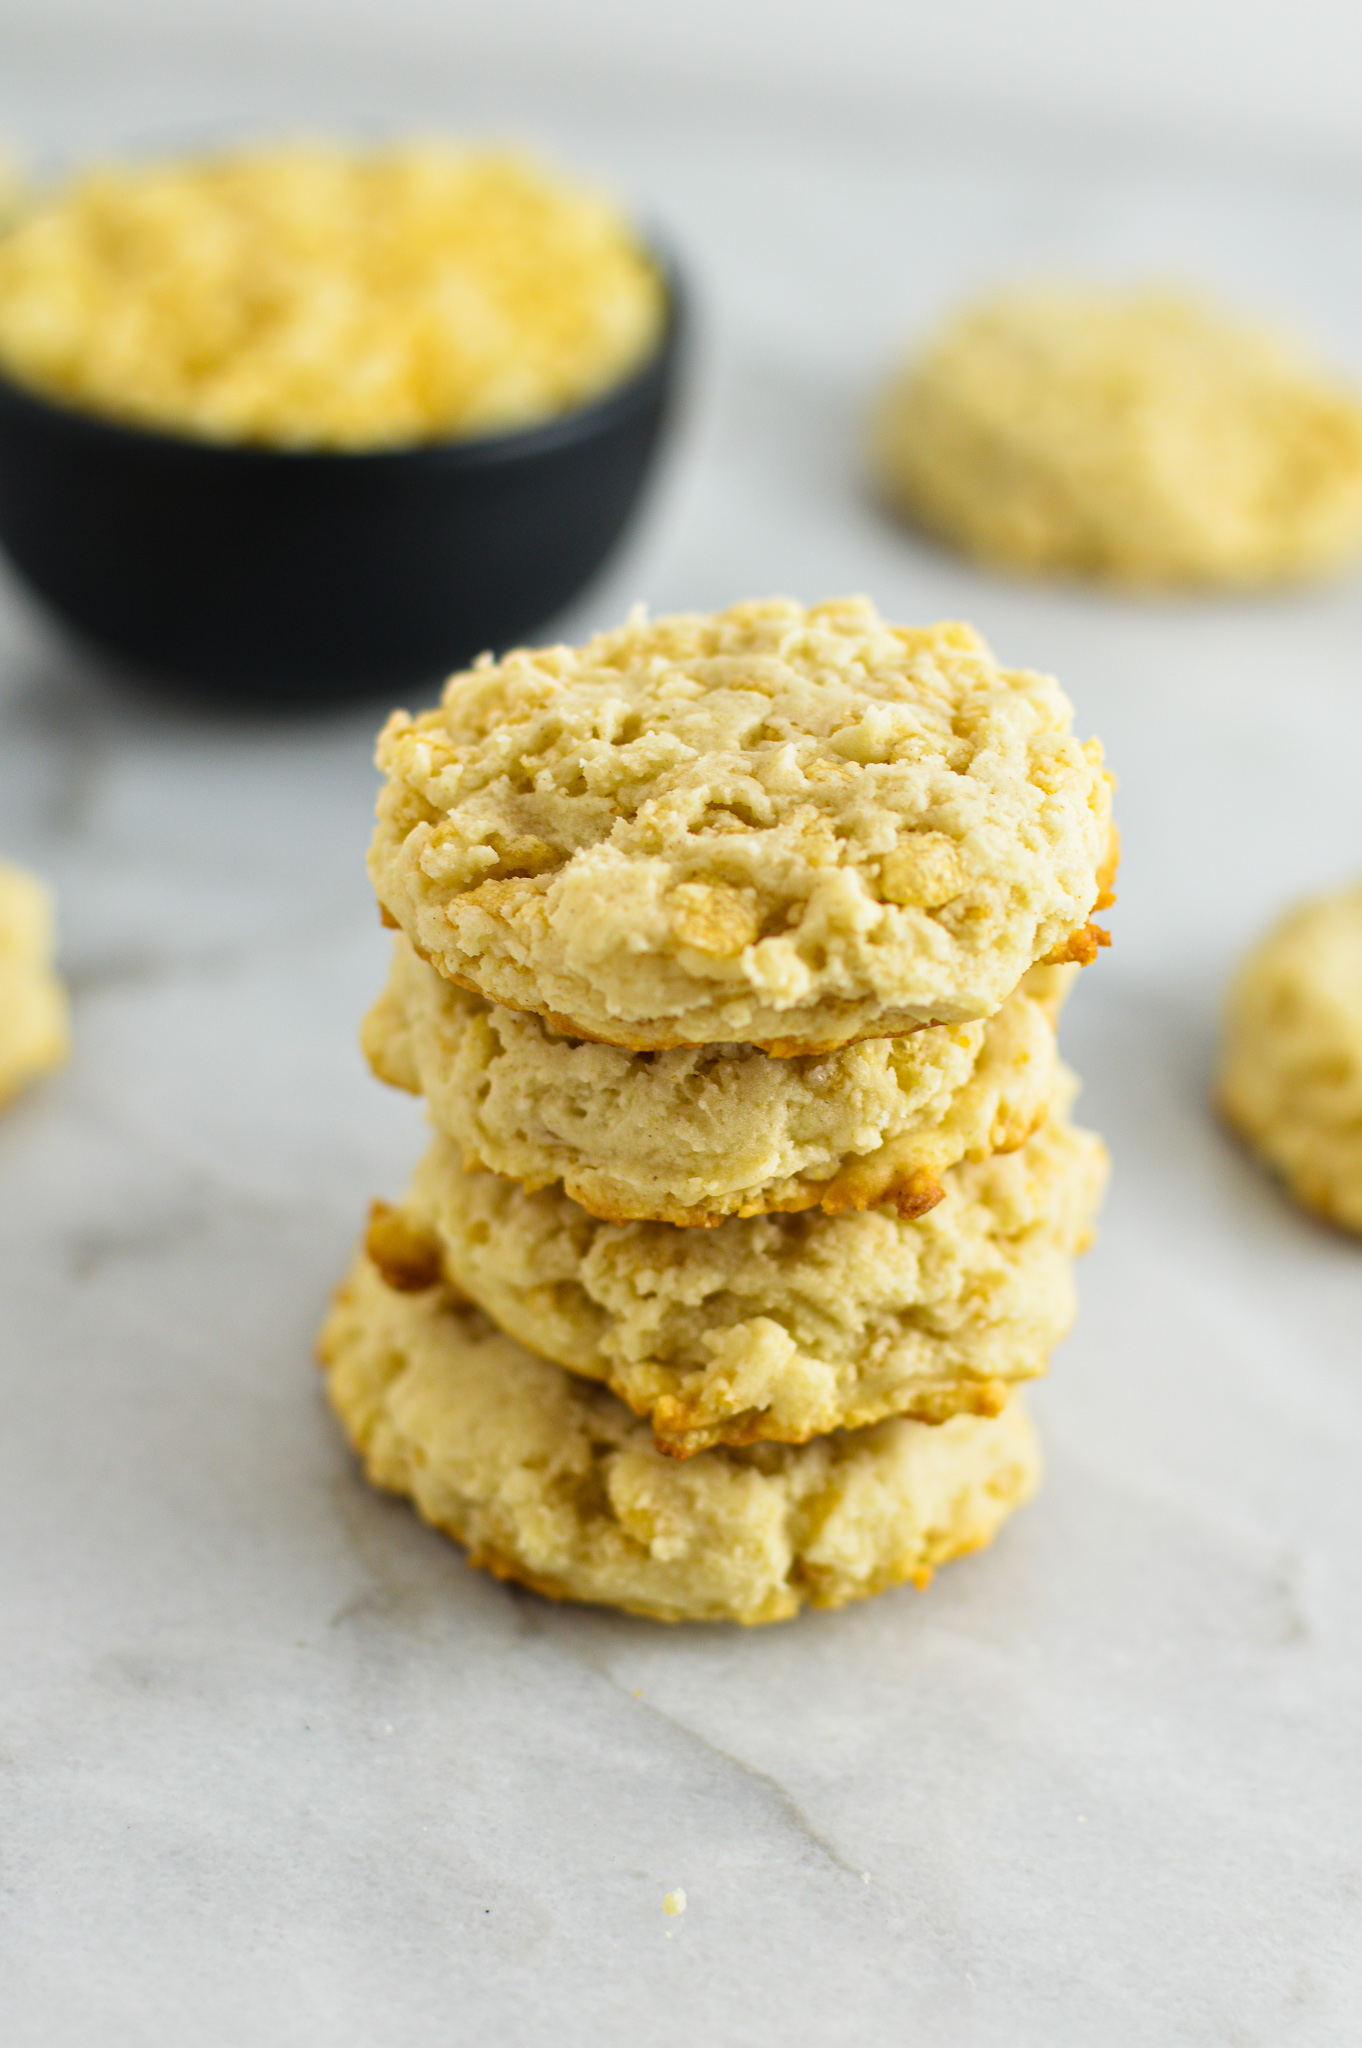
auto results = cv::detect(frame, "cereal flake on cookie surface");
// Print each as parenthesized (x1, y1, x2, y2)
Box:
(320, 1252, 1042, 1625)
(0, 861, 69, 1108)
(1220, 880, 1362, 1233)
(368, 598, 1111, 1052)
(873, 286, 1362, 588)
(375, 1080, 1108, 1457)
(363, 936, 1069, 1226)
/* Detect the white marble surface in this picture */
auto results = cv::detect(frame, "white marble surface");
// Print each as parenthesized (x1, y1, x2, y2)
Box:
(2, 56, 1362, 2048)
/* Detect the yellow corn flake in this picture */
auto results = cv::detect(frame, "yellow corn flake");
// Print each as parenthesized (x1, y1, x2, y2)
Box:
(0, 141, 665, 449)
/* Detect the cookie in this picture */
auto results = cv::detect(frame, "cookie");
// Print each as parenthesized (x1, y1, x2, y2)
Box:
(368, 598, 1112, 1052)
(364, 936, 1071, 1225)
(873, 286, 1362, 588)
(320, 1252, 1041, 1625)
(1220, 881, 1362, 1232)
(0, 861, 69, 1108)
(370, 1082, 1107, 1457)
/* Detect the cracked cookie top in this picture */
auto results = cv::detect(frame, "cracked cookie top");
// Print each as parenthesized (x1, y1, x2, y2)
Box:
(368, 597, 1111, 1052)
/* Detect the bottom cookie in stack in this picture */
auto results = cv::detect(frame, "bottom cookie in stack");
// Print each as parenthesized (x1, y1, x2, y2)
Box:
(320, 1252, 1042, 1627)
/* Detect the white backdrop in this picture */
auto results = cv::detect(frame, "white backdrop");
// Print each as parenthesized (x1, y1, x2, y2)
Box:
(9, 0, 1362, 163)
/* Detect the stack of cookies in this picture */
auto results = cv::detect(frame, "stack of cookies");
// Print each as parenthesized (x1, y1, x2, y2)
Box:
(321, 598, 1114, 1624)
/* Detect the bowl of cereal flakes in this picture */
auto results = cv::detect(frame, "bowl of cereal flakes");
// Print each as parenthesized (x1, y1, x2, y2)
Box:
(0, 140, 681, 698)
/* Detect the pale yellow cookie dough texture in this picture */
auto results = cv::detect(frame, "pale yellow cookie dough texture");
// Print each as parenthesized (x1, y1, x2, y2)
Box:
(320, 596, 1112, 1623)
(873, 286, 1362, 588)
(1220, 881, 1362, 1232)
(0, 860, 68, 1108)
(320, 1255, 1041, 1626)
(370, 1084, 1106, 1458)
(0, 142, 665, 449)
(362, 937, 1074, 1226)
(368, 597, 1111, 1051)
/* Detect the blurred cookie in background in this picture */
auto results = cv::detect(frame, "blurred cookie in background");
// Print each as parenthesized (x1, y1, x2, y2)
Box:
(1221, 881, 1362, 1233)
(362, 938, 1072, 1227)
(0, 860, 68, 1109)
(872, 285, 1362, 589)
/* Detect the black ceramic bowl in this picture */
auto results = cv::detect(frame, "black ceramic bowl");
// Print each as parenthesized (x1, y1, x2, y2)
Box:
(0, 265, 682, 700)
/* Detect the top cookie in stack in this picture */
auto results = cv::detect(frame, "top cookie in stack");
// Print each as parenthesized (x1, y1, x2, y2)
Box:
(367, 597, 1113, 1054)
